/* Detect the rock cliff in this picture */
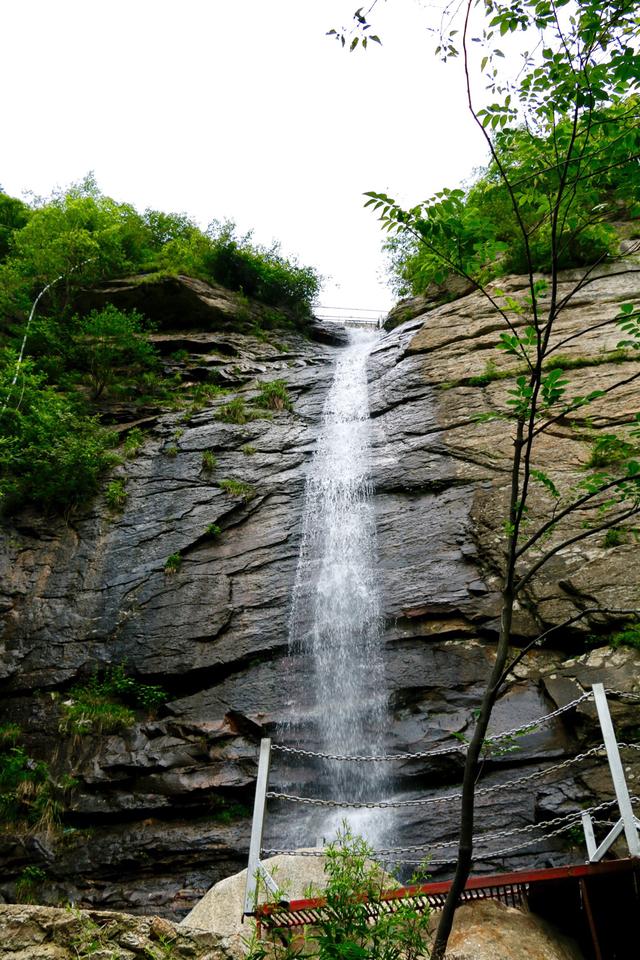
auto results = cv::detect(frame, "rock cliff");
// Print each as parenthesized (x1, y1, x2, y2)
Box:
(1, 270, 638, 922)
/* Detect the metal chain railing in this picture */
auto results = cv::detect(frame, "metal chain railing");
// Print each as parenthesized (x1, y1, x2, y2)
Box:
(267, 744, 608, 810)
(378, 820, 588, 866)
(252, 686, 640, 893)
(270, 742, 466, 763)
(484, 692, 593, 743)
(263, 797, 636, 865)
(606, 688, 640, 703)
(271, 691, 594, 764)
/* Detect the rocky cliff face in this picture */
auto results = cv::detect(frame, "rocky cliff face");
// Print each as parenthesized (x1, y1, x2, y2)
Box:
(1, 270, 638, 920)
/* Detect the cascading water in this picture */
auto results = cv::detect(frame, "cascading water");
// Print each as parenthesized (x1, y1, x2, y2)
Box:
(284, 328, 390, 845)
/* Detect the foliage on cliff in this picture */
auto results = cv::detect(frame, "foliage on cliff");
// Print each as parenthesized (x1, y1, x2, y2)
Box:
(0, 177, 319, 514)
(384, 96, 640, 297)
(0, 175, 320, 316)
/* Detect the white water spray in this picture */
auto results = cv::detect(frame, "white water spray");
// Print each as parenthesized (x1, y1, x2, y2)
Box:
(287, 329, 389, 843)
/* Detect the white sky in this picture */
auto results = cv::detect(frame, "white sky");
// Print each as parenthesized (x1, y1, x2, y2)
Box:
(1, 0, 490, 315)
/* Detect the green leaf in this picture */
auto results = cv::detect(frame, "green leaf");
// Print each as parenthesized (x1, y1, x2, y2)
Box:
(531, 468, 560, 498)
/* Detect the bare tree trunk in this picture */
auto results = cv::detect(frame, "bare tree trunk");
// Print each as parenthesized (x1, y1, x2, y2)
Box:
(432, 422, 524, 959)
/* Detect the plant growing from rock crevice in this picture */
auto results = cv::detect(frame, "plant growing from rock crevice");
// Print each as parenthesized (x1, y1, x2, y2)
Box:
(15, 865, 47, 904)
(58, 664, 168, 735)
(217, 397, 256, 424)
(105, 478, 127, 510)
(255, 379, 293, 411)
(201, 449, 217, 472)
(123, 427, 145, 459)
(217, 478, 256, 501)
(164, 552, 182, 575)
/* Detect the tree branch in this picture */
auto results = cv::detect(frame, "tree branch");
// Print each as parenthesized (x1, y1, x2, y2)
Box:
(499, 606, 639, 685)
(515, 503, 640, 594)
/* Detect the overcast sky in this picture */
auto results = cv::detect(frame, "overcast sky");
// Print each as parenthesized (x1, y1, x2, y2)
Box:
(2, 0, 490, 316)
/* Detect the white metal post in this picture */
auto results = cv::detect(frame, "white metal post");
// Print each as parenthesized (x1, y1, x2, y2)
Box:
(243, 738, 272, 916)
(591, 683, 640, 858)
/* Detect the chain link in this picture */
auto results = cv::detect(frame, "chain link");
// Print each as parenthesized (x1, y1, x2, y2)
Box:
(270, 689, 637, 767)
(260, 688, 640, 870)
(484, 692, 593, 744)
(475, 744, 603, 797)
(607, 688, 640, 703)
(263, 799, 635, 863)
(267, 744, 607, 811)
(271, 692, 594, 764)
(271, 742, 465, 763)
(265, 791, 442, 809)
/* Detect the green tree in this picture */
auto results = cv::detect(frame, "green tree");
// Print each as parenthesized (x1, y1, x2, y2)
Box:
(384, 97, 640, 296)
(0, 353, 115, 512)
(1, 174, 150, 316)
(338, 1, 640, 956)
(247, 826, 430, 960)
(74, 305, 158, 399)
(0, 191, 30, 262)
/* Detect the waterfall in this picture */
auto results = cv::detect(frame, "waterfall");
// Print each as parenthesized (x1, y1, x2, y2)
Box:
(286, 328, 390, 845)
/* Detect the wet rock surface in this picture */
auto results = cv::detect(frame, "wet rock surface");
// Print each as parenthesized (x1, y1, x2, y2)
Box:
(1, 270, 639, 918)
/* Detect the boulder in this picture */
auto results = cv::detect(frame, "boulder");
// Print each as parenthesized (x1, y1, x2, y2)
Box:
(0, 903, 229, 960)
(445, 899, 584, 959)
(181, 852, 330, 948)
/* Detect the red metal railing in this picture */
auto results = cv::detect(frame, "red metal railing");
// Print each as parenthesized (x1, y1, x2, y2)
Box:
(255, 857, 639, 936)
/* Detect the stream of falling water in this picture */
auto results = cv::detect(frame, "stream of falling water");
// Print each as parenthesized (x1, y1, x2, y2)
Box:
(286, 328, 390, 846)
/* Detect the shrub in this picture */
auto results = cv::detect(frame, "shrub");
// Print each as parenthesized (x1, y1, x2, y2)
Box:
(164, 444, 178, 458)
(255, 379, 293, 411)
(0, 724, 21, 746)
(0, 355, 115, 514)
(466, 359, 512, 387)
(586, 434, 636, 468)
(245, 826, 431, 960)
(210, 796, 250, 822)
(0, 191, 31, 261)
(123, 427, 144, 459)
(74, 305, 158, 399)
(201, 450, 217, 472)
(15, 865, 47, 903)
(0, 742, 51, 826)
(156, 219, 320, 316)
(217, 397, 254, 424)
(206, 523, 222, 538)
(60, 695, 135, 736)
(384, 100, 636, 297)
(164, 552, 182, 574)
(105, 478, 127, 510)
(171, 348, 190, 362)
(241, 444, 257, 455)
(217, 478, 256, 501)
(58, 664, 168, 735)
(603, 526, 626, 548)
(610, 622, 640, 650)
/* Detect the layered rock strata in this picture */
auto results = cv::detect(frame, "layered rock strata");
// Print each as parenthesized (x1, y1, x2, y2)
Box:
(1, 269, 638, 919)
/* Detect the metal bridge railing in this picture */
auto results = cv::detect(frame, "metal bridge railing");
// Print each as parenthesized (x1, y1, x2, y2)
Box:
(242, 684, 640, 916)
